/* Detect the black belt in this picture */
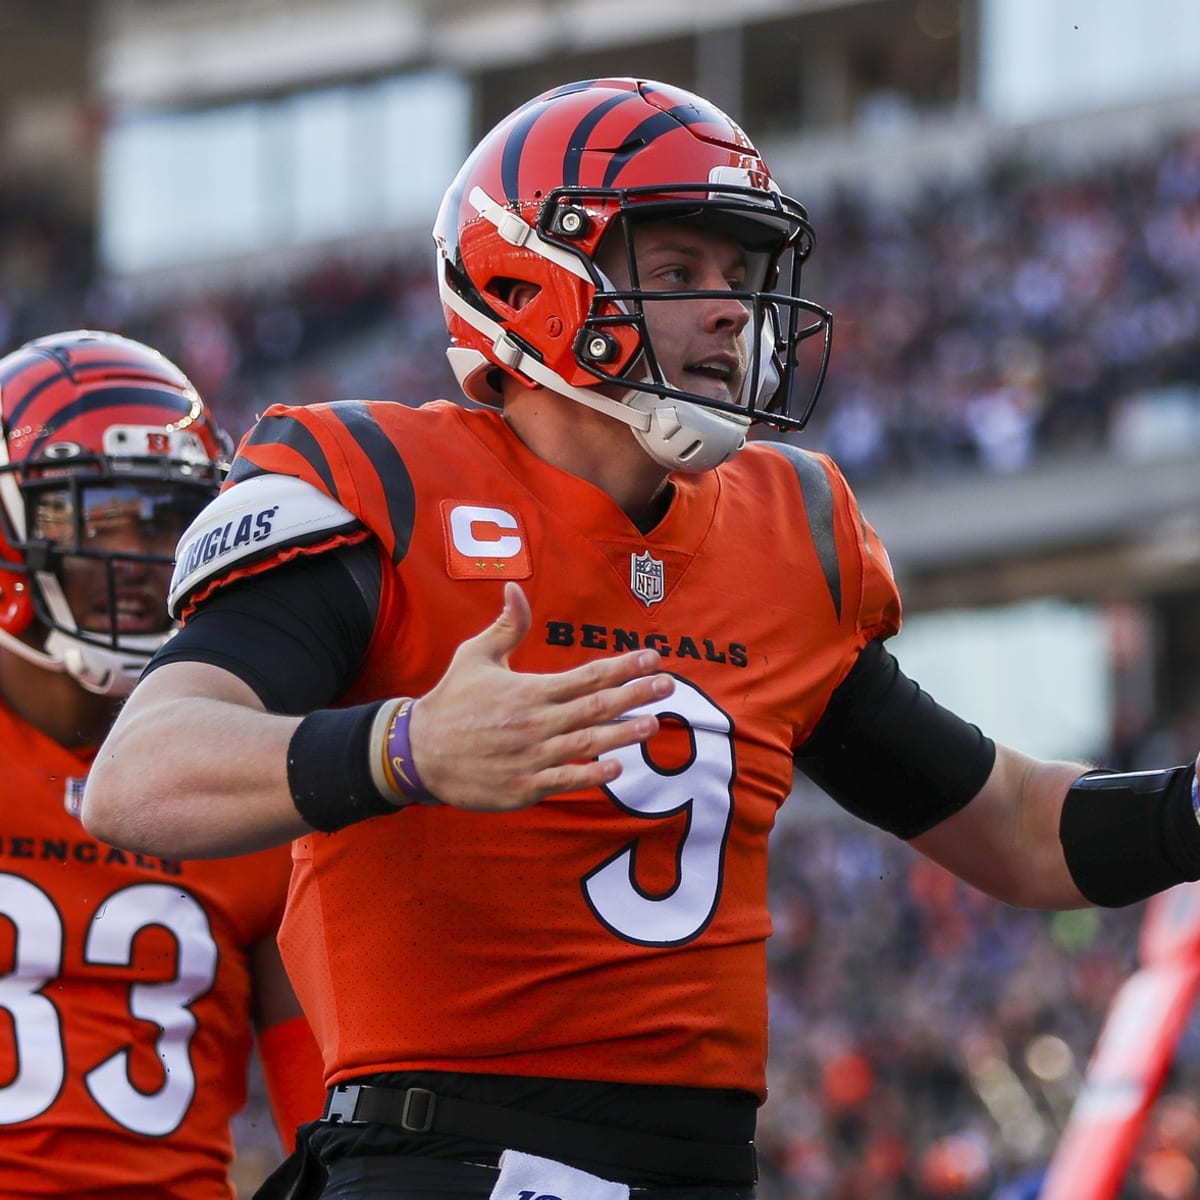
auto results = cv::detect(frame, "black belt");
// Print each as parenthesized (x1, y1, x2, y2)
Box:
(320, 1083, 758, 1186)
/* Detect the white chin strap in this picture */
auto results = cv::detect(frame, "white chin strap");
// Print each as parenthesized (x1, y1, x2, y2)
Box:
(4, 569, 168, 697)
(625, 392, 749, 472)
(440, 279, 750, 474)
(45, 629, 159, 697)
(0, 623, 153, 697)
(443, 186, 759, 474)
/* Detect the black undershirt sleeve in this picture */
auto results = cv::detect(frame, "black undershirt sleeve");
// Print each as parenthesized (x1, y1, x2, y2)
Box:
(145, 539, 381, 715)
(793, 639, 997, 839)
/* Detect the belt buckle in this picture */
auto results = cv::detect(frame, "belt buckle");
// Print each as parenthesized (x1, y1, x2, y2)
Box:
(401, 1086, 436, 1133)
(324, 1084, 361, 1124)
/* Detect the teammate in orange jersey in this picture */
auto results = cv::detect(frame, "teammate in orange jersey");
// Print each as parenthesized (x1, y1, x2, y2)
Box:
(0, 330, 324, 1199)
(83, 80, 1200, 1199)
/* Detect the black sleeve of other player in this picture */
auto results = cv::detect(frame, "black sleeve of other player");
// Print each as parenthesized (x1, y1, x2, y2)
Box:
(144, 539, 381, 715)
(793, 639, 996, 839)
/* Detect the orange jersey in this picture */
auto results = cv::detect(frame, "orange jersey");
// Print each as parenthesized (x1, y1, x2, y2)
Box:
(0, 704, 294, 1199)
(185, 400, 900, 1101)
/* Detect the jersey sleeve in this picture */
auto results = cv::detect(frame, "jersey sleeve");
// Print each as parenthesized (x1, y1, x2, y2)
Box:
(168, 474, 364, 618)
(758, 441, 902, 649)
(229, 400, 418, 560)
(168, 400, 411, 619)
(828, 456, 901, 646)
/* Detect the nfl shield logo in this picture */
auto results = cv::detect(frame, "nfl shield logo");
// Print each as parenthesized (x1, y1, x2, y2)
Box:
(630, 550, 664, 606)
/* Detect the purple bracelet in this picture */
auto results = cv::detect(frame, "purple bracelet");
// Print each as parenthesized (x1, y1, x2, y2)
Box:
(379, 698, 437, 805)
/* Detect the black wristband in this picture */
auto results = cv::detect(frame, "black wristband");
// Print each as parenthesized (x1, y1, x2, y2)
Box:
(1060, 764, 1200, 907)
(287, 701, 398, 833)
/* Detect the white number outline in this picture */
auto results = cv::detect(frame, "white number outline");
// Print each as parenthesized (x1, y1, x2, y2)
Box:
(0, 875, 65, 1123)
(0, 876, 218, 1134)
(583, 675, 735, 946)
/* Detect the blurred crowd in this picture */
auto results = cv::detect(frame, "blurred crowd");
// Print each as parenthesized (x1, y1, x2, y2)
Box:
(7, 122, 1200, 1200)
(6, 125, 1200, 474)
(756, 783, 1199, 1200)
(806, 128, 1200, 483)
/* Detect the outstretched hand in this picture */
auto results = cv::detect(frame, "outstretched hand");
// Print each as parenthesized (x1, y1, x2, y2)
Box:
(408, 581, 674, 811)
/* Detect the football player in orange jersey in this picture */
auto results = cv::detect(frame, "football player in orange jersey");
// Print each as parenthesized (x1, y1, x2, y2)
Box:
(83, 80, 1200, 1200)
(0, 330, 324, 1199)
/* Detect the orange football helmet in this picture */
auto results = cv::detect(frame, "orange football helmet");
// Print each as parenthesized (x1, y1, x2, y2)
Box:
(0, 330, 230, 694)
(433, 77, 832, 471)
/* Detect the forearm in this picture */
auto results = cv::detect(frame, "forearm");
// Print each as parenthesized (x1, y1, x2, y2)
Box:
(910, 746, 1092, 908)
(83, 586, 674, 858)
(82, 662, 308, 858)
(912, 744, 1200, 910)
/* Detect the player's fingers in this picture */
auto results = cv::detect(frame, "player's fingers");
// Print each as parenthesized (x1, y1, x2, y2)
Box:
(452, 672, 668, 763)
(537, 647, 669, 706)
(456, 581, 532, 668)
(533, 711, 660, 772)
(525, 671, 673, 743)
(429, 696, 666, 811)
(520, 748, 642, 803)
(501, 580, 532, 636)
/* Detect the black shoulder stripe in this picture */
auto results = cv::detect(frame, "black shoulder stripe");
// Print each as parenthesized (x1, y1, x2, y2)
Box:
(760, 442, 841, 620)
(229, 412, 337, 494)
(331, 402, 416, 565)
